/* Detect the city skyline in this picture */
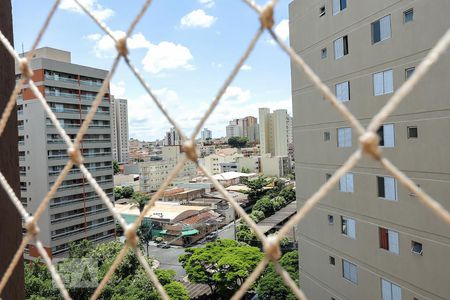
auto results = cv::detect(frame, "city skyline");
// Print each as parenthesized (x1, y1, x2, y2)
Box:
(12, 0, 293, 141)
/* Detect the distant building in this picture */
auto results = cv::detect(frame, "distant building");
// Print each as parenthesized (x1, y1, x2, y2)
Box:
(139, 146, 197, 192)
(110, 96, 129, 163)
(201, 128, 212, 141)
(225, 116, 259, 142)
(164, 127, 182, 146)
(203, 152, 243, 175)
(259, 108, 288, 156)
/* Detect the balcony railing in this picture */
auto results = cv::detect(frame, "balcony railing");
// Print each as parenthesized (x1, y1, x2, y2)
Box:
(50, 208, 110, 225)
(51, 219, 114, 240)
(45, 74, 103, 87)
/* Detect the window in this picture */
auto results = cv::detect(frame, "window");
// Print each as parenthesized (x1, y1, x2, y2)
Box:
(336, 81, 350, 102)
(374, 69, 394, 96)
(405, 67, 415, 80)
(320, 5, 326, 17)
(377, 124, 395, 147)
(377, 176, 397, 201)
(342, 260, 357, 284)
(372, 15, 391, 44)
(329, 256, 335, 265)
(337, 127, 352, 148)
(328, 214, 334, 224)
(411, 241, 423, 255)
(332, 0, 347, 15)
(379, 227, 399, 254)
(326, 173, 332, 181)
(324, 131, 331, 141)
(339, 173, 354, 192)
(381, 279, 402, 300)
(404, 9, 414, 23)
(341, 216, 356, 239)
(321, 47, 327, 59)
(334, 36, 348, 59)
(407, 126, 418, 139)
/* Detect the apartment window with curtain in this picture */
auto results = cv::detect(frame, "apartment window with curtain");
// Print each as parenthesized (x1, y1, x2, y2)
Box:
(372, 15, 391, 44)
(374, 69, 394, 96)
(332, 0, 347, 15)
(377, 176, 397, 201)
(342, 260, 358, 284)
(339, 173, 354, 192)
(377, 124, 395, 147)
(337, 127, 352, 147)
(341, 216, 356, 239)
(379, 227, 399, 254)
(381, 279, 402, 300)
(336, 81, 350, 102)
(334, 36, 348, 59)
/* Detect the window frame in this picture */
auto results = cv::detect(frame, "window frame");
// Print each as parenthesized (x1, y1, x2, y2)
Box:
(404, 8, 414, 23)
(321, 47, 328, 59)
(342, 259, 358, 284)
(334, 36, 348, 59)
(379, 227, 399, 254)
(373, 69, 394, 96)
(381, 278, 402, 300)
(407, 126, 418, 139)
(320, 5, 326, 17)
(332, 0, 347, 15)
(405, 67, 415, 80)
(377, 176, 398, 201)
(377, 124, 395, 148)
(411, 241, 423, 255)
(337, 127, 352, 148)
(372, 15, 392, 44)
(336, 81, 350, 102)
(341, 216, 356, 239)
(339, 172, 354, 193)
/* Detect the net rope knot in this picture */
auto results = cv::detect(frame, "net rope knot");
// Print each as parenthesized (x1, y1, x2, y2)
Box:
(182, 140, 198, 163)
(116, 37, 129, 57)
(260, 3, 275, 29)
(359, 131, 381, 160)
(25, 217, 40, 237)
(263, 235, 281, 261)
(67, 147, 83, 165)
(125, 225, 139, 248)
(19, 57, 33, 80)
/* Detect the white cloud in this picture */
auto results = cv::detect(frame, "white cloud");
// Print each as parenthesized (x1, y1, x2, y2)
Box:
(85, 31, 194, 74)
(198, 0, 215, 8)
(142, 42, 194, 74)
(222, 86, 251, 103)
(268, 19, 289, 45)
(241, 64, 252, 71)
(110, 81, 126, 98)
(180, 9, 217, 29)
(60, 0, 114, 22)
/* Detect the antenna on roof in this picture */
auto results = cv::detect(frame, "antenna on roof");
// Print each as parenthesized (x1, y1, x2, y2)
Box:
(21, 42, 24, 57)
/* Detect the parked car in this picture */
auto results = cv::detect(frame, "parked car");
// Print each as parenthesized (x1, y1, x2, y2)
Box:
(157, 242, 170, 249)
(205, 232, 218, 241)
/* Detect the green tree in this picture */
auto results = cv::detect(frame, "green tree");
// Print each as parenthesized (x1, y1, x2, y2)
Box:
(241, 167, 251, 173)
(236, 222, 258, 246)
(113, 160, 120, 174)
(253, 196, 274, 216)
(137, 219, 153, 256)
(131, 191, 150, 213)
(164, 282, 189, 300)
(122, 186, 134, 198)
(114, 186, 124, 200)
(227, 136, 249, 148)
(279, 186, 296, 203)
(256, 251, 299, 300)
(243, 176, 271, 203)
(179, 239, 264, 298)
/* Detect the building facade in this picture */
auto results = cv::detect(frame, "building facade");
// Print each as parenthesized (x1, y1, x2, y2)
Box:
(259, 108, 289, 156)
(201, 128, 212, 141)
(225, 116, 259, 142)
(110, 96, 129, 164)
(163, 127, 182, 146)
(17, 47, 115, 258)
(290, 0, 450, 299)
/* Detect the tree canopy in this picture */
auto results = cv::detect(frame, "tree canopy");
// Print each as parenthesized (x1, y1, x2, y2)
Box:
(179, 239, 264, 298)
(256, 251, 299, 300)
(131, 191, 150, 213)
(227, 136, 249, 148)
(25, 240, 188, 300)
(113, 161, 120, 174)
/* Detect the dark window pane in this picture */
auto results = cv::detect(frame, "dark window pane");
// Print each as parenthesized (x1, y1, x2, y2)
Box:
(343, 36, 349, 55)
(377, 126, 384, 146)
(340, 0, 347, 10)
(372, 21, 381, 43)
(377, 176, 385, 197)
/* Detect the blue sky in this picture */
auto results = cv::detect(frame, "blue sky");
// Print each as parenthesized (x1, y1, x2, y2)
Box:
(12, 0, 293, 141)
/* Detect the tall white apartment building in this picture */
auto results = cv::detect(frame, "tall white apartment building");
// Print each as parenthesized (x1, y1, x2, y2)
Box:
(164, 127, 182, 146)
(110, 96, 129, 163)
(225, 116, 259, 142)
(16, 47, 115, 258)
(258, 108, 288, 156)
(201, 128, 212, 141)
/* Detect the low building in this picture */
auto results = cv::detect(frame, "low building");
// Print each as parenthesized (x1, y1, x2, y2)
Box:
(202, 152, 243, 175)
(220, 162, 239, 173)
(114, 174, 140, 191)
(260, 154, 291, 177)
(236, 156, 260, 173)
(161, 188, 205, 203)
(212, 171, 257, 188)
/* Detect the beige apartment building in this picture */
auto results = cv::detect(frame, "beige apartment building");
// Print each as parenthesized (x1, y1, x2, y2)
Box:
(290, 0, 450, 299)
(16, 47, 115, 258)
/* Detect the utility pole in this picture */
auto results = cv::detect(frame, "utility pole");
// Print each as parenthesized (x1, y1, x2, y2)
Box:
(0, 1, 25, 299)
